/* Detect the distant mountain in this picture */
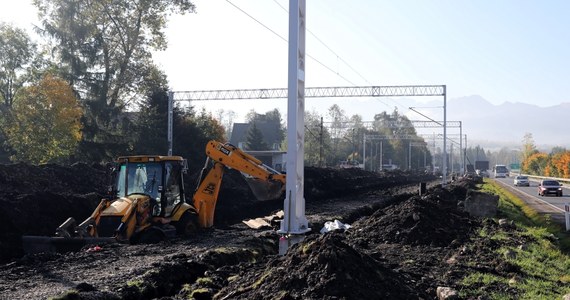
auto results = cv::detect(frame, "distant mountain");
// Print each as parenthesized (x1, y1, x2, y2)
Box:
(446, 95, 569, 150)
(343, 95, 569, 151)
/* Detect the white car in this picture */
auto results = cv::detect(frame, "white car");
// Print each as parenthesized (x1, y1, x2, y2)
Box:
(513, 175, 530, 187)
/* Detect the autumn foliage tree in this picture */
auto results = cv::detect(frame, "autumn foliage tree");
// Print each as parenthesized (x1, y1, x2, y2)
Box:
(4, 74, 82, 163)
(545, 151, 570, 178)
(522, 152, 548, 176)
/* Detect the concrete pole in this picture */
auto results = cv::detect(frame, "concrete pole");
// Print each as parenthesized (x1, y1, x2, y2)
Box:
(279, 0, 309, 239)
(363, 135, 366, 170)
(459, 121, 463, 174)
(168, 91, 173, 156)
(408, 142, 412, 170)
(442, 86, 447, 186)
(380, 141, 383, 171)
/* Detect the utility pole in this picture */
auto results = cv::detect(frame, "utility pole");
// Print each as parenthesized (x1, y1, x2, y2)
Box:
(319, 117, 324, 167)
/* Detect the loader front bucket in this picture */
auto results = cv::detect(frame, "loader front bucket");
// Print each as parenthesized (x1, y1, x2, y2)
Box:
(22, 235, 117, 254)
(244, 177, 285, 201)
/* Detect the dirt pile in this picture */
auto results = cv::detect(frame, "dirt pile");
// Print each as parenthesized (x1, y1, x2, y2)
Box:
(0, 163, 108, 262)
(215, 232, 419, 299)
(349, 185, 476, 247)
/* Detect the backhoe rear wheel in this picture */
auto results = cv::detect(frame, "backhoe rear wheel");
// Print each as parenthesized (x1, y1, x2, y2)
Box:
(176, 210, 199, 236)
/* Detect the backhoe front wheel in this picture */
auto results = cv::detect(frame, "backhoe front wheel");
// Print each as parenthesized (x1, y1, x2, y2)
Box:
(134, 227, 165, 244)
(175, 210, 199, 236)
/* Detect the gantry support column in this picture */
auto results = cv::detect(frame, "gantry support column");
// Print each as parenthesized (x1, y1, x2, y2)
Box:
(279, 0, 310, 240)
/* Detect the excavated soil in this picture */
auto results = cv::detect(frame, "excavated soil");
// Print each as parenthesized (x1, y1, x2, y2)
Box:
(0, 163, 526, 299)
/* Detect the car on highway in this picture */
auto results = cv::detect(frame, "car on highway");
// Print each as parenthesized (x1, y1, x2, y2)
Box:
(537, 180, 563, 197)
(513, 175, 530, 187)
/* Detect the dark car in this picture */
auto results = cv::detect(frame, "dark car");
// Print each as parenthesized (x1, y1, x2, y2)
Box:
(538, 180, 563, 197)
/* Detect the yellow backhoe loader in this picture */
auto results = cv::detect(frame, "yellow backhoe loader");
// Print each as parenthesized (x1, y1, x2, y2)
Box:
(22, 140, 286, 253)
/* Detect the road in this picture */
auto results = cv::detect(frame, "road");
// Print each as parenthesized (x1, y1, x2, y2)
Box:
(493, 176, 570, 226)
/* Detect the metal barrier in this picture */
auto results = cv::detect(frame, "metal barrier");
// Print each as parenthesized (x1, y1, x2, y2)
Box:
(515, 174, 570, 185)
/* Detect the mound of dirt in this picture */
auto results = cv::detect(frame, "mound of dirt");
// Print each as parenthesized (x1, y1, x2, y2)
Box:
(349, 186, 476, 247)
(0, 163, 109, 262)
(216, 232, 420, 299)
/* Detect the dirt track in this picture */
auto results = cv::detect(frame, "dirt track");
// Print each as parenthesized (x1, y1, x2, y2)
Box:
(0, 163, 533, 299)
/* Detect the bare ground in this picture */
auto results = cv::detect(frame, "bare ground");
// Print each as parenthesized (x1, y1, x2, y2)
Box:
(0, 163, 534, 299)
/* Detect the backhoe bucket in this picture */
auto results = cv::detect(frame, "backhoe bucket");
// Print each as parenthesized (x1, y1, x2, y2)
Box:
(22, 235, 117, 254)
(244, 177, 284, 201)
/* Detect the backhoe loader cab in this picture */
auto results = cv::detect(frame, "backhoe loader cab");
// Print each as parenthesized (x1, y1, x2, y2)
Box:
(91, 156, 197, 242)
(112, 156, 187, 218)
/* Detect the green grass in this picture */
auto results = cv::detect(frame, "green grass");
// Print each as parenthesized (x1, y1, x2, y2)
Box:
(458, 179, 570, 299)
(482, 179, 570, 251)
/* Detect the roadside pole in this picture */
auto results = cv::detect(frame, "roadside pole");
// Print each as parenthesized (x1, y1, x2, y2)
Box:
(564, 202, 570, 231)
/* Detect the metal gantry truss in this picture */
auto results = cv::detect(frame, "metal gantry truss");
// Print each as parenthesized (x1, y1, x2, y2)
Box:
(171, 85, 445, 101)
(322, 120, 460, 131)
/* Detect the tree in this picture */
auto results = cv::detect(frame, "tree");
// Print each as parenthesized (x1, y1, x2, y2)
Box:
(550, 146, 566, 155)
(0, 23, 37, 110)
(34, 0, 195, 108)
(370, 108, 426, 170)
(245, 108, 285, 148)
(342, 115, 366, 164)
(327, 104, 348, 162)
(304, 110, 332, 167)
(522, 133, 537, 162)
(214, 108, 237, 141)
(4, 74, 82, 163)
(546, 151, 570, 178)
(132, 65, 171, 155)
(466, 145, 487, 162)
(34, 0, 196, 160)
(522, 152, 548, 175)
(131, 66, 224, 170)
(246, 122, 269, 150)
(245, 122, 269, 151)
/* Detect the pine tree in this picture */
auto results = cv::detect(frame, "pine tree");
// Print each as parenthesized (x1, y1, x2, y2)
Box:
(246, 122, 269, 150)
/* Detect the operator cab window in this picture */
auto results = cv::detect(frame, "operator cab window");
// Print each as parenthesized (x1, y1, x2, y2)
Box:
(116, 162, 162, 200)
(163, 162, 182, 217)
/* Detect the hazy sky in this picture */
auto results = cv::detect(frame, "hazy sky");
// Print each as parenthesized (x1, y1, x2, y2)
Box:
(2, 0, 569, 122)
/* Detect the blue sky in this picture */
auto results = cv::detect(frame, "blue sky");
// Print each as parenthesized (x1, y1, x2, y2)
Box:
(1, 0, 569, 121)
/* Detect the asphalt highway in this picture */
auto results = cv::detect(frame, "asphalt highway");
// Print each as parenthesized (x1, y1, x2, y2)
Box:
(493, 176, 570, 226)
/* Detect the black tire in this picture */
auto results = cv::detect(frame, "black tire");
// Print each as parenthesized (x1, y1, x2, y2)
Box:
(175, 210, 199, 236)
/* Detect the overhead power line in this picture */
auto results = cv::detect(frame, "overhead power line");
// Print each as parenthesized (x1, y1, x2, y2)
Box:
(271, 0, 371, 85)
(225, 0, 356, 85)
(225, 0, 412, 112)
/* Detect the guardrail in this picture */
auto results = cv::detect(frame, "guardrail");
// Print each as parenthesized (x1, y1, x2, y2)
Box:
(514, 173, 570, 185)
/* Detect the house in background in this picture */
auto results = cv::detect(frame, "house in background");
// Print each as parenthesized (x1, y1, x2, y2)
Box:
(230, 122, 286, 172)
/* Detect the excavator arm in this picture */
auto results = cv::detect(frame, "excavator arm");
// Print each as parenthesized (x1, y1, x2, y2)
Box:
(204, 141, 285, 184)
(192, 140, 286, 228)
